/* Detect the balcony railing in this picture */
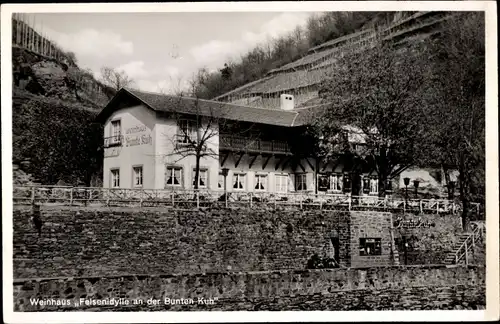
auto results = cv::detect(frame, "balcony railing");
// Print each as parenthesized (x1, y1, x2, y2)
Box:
(104, 135, 123, 148)
(219, 134, 291, 155)
(12, 185, 483, 216)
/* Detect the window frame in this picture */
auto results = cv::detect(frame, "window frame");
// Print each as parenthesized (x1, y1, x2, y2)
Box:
(218, 172, 225, 189)
(359, 238, 382, 256)
(192, 168, 208, 188)
(110, 168, 120, 188)
(232, 173, 246, 191)
(110, 119, 121, 137)
(254, 173, 268, 191)
(177, 119, 197, 144)
(295, 173, 308, 191)
(132, 165, 143, 188)
(330, 173, 342, 192)
(275, 174, 288, 193)
(369, 177, 379, 195)
(165, 165, 183, 187)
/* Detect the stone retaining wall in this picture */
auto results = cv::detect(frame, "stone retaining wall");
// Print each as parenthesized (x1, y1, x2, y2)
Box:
(13, 206, 350, 278)
(13, 265, 485, 311)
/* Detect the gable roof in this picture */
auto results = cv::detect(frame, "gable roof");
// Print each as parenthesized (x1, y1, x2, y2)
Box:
(96, 88, 309, 127)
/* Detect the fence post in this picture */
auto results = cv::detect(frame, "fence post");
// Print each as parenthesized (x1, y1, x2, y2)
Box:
(300, 195, 303, 210)
(31, 186, 35, 204)
(172, 192, 175, 208)
(225, 191, 228, 208)
(419, 200, 423, 214)
(348, 196, 351, 211)
(403, 200, 406, 214)
(320, 198, 322, 210)
(249, 192, 253, 209)
(70, 188, 73, 206)
(196, 191, 199, 209)
(436, 201, 439, 214)
(452, 202, 456, 214)
(274, 194, 276, 210)
(465, 241, 469, 265)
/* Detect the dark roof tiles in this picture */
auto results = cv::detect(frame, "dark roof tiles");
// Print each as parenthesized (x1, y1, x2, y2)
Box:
(97, 88, 309, 127)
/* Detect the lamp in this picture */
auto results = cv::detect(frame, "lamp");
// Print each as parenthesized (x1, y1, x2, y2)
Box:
(221, 168, 229, 207)
(413, 180, 420, 199)
(403, 177, 410, 205)
(448, 181, 456, 200)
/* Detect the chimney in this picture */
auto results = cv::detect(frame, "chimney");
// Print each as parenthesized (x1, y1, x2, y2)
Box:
(280, 94, 294, 111)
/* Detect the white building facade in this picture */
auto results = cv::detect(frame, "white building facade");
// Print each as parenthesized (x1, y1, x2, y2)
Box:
(97, 88, 451, 198)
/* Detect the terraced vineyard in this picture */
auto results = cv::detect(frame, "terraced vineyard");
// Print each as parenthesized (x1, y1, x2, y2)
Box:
(215, 11, 455, 108)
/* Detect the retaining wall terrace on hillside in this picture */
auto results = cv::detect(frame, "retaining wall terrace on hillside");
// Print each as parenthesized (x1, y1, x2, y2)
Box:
(13, 206, 471, 279)
(13, 265, 485, 311)
(13, 206, 351, 278)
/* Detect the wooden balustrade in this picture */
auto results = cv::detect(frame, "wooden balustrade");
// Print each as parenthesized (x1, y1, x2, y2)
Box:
(12, 185, 482, 215)
(219, 134, 291, 154)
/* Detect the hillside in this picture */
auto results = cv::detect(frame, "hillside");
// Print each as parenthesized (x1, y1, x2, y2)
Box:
(212, 11, 453, 108)
(12, 44, 108, 185)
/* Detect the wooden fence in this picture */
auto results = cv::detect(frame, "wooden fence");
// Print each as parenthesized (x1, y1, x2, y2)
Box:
(12, 185, 482, 215)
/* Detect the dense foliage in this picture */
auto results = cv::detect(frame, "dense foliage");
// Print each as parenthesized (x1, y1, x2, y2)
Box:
(314, 12, 485, 228)
(12, 92, 103, 186)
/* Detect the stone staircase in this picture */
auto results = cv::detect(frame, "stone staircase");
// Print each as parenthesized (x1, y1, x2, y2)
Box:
(444, 221, 485, 265)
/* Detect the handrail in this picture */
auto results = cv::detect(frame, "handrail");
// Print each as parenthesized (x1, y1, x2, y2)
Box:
(13, 185, 482, 213)
(454, 222, 483, 265)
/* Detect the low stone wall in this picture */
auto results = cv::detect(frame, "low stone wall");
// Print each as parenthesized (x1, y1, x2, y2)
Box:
(13, 265, 485, 311)
(13, 206, 351, 278)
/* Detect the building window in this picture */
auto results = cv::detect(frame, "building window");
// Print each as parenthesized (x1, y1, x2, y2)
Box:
(110, 169, 120, 188)
(275, 174, 288, 193)
(359, 238, 382, 256)
(192, 169, 207, 188)
(363, 178, 370, 194)
(318, 174, 330, 192)
(110, 120, 121, 144)
(295, 174, 307, 191)
(370, 178, 378, 195)
(233, 173, 245, 190)
(318, 174, 343, 192)
(133, 166, 143, 187)
(254, 174, 267, 191)
(342, 174, 351, 193)
(177, 119, 197, 144)
(111, 120, 121, 137)
(331, 174, 342, 192)
(218, 173, 224, 189)
(166, 166, 182, 187)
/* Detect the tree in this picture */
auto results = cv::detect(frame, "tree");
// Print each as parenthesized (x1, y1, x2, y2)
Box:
(157, 72, 257, 190)
(420, 12, 485, 229)
(314, 40, 430, 197)
(99, 66, 134, 93)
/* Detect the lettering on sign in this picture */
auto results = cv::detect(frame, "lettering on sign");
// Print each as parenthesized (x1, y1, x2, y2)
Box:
(393, 216, 435, 229)
(104, 147, 120, 158)
(125, 134, 152, 147)
(123, 124, 152, 147)
(126, 125, 147, 134)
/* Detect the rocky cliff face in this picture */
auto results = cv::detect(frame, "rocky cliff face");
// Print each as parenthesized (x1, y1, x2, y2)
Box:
(12, 47, 114, 109)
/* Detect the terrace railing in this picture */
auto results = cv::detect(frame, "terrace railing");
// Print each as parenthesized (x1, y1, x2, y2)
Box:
(12, 185, 482, 215)
(219, 134, 291, 155)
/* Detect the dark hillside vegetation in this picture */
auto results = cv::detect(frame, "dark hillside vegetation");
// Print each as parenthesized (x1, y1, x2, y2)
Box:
(12, 90, 103, 186)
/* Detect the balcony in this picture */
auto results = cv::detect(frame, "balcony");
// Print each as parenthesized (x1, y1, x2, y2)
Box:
(219, 134, 291, 155)
(104, 135, 123, 148)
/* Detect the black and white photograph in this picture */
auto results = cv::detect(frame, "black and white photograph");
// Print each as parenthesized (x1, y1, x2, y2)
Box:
(1, 1, 498, 322)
